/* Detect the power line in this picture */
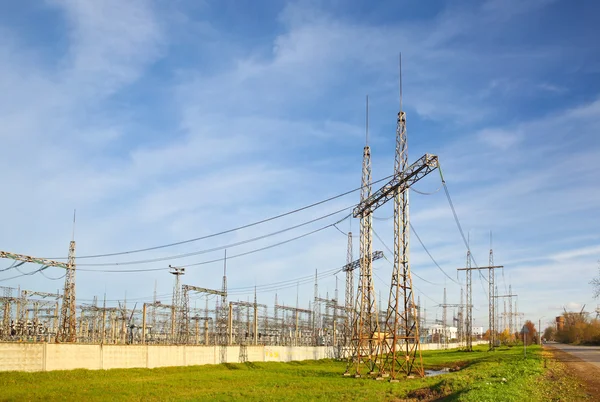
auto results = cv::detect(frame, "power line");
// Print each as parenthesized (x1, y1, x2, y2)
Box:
(76, 206, 353, 267)
(0, 265, 50, 282)
(45, 174, 395, 260)
(409, 223, 461, 286)
(371, 227, 442, 286)
(78, 217, 350, 273)
(438, 166, 489, 300)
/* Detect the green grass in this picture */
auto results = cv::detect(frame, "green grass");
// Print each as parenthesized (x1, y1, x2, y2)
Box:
(0, 345, 583, 401)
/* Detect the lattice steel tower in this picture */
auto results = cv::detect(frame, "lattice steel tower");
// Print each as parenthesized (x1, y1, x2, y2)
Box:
(380, 56, 424, 379)
(344, 232, 353, 346)
(169, 265, 185, 343)
(345, 96, 379, 377)
(465, 249, 473, 351)
(57, 239, 77, 342)
(218, 251, 228, 362)
(488, 233, 495, 350)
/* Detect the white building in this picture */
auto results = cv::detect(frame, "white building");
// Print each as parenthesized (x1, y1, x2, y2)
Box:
(472, 326, 485, 336)
(425, 324, 458, 341)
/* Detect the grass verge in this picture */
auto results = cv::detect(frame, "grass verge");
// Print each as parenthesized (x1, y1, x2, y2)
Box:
(0, 344, 585, 401)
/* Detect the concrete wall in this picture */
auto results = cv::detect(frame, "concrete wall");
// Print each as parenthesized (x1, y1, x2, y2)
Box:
(0, 343, 335, 372)
(0, 341, 486, 372)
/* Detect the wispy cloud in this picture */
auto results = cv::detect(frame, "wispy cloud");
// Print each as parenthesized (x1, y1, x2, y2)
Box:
(0, 0, 598, 327)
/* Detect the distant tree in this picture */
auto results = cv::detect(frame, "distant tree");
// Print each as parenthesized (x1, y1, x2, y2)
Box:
(520, 320, 537, 346)
(543, 326, 555, 342)
(498, 329, 511, 344)
(591, 260, 600, 299)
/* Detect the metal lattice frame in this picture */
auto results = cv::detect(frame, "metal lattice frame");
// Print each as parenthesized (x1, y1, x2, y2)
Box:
(218, 255, 228, 362)
(509, 285, 513, 337)
(379, 111, 425, 379)
(465, 251, 472, 351)
(345, 144, 380, 377)
(489, 246, 495, 350)
(344, 232, 353, 347)
(58, 241, 76, 342)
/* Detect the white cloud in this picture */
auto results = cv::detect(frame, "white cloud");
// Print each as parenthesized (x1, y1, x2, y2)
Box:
(0, 0, 598, 328)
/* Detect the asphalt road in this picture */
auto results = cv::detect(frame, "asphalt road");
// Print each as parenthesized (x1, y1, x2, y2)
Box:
(547, 342, 600, 368)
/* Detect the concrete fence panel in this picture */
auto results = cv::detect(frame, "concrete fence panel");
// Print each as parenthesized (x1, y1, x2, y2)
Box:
(44, 344, 101, 371)
(101, 345, 147, 370)
(184, 346, 216, 366)
(0, 343, 44, 372)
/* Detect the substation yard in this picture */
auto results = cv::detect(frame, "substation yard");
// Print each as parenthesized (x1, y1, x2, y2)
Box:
(0, 345, 585, 401)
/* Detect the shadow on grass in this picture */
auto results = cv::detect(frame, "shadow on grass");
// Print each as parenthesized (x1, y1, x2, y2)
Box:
(243, 362, 261, 370)
(222, 363, 240, 370)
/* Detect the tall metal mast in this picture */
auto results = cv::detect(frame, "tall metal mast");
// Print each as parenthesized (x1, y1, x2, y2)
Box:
(218, 250, 228, 361)
(380, 54, 424, 379)
(465, 249, 472, 351)
(489, 232, 495, 350)
(58, 211, 77, 342)
(345, 95, 379, 377)
(169, 264, 185, 343)
(344, 232, 353, 347)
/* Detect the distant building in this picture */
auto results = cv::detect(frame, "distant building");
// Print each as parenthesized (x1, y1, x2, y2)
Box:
(424, 324, 458, 342)
(472, 326, 485, 336)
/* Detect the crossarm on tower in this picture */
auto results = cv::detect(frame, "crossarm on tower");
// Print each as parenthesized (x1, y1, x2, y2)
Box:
(352, 153, 439, 218)
(0, 250, 69, 269)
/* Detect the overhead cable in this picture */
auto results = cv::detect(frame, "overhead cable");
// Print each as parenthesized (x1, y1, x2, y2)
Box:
(78, 216, 350, 273)
(46, 173, 395, 260)
(76, 206, 352, 267)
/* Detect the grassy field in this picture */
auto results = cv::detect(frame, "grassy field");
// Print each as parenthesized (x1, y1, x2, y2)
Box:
(0, 345, 585, 401)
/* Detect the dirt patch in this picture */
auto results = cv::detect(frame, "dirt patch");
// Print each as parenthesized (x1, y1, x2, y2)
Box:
(546, 346, 600, 400)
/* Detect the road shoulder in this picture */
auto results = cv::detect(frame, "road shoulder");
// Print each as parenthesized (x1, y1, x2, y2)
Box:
(546, 345, 600, 400)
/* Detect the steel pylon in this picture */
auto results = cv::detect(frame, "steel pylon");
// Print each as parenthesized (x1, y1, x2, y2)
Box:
(344, 232, 353, 347)
(345, 143, 380, 377)
(379, 110, 424, 379)
(465, 250, 473, 351)
(57, 240, 77, 342)
(489, 241, 495, 350)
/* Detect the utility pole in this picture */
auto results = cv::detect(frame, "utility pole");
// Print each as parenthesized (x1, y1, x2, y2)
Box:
(342, 250, 383, 348)
(457, 260, 503, 351)
(492, 290, 517, 342)
(459, 288, 464, 344)
(345, 95, 379, 378)
(313, 269, 319, 345)
(442, 287, 447, 349)
(344, 232, 353, 348)
(169, 265, 185, 343)
(58, 211, 78, 342)
(218, 251, 228, 362)
(363, 57, 439, 380)
(488, 232, 496, 350)
(509, 285, 513, 337)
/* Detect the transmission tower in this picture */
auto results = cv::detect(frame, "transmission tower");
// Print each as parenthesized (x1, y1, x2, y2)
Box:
(488, 233, 495, 350)
(58, 227, 77, 343)
(457, 253, 503, 351)
(465, 250, 472, 351)
(495, 285, 499, 338)
(345, 96, 380, 377)
(509, 285, 513, 336)
(169, 265, 185, 343)
(344, 232, 353, 347)
(442, 287, 448, 349)
(313, 269, 320, 344)
(458, 287, 464, 344)
(377, 56, 431, 380)
(218, 251, 228, 362)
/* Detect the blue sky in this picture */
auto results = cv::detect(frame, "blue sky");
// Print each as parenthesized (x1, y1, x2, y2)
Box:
(1, 0, 599, 330)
